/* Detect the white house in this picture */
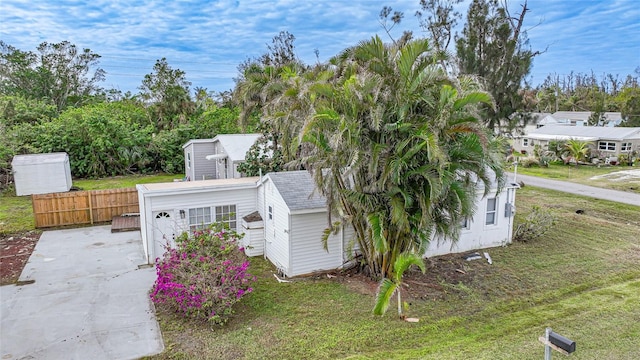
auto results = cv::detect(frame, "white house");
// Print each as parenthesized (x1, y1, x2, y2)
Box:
(136, 177, 260, 263)
(182, 134, 260, 181)
(513, 125, 640, 156)
(137, 170, 519, 277)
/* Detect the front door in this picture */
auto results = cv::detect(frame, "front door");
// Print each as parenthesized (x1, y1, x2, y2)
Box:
(152, 211, 174, 261)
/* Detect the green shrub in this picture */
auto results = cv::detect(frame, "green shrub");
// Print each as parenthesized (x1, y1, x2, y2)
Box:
(514, 205, 557, 242)
(150, 223, 255, 324)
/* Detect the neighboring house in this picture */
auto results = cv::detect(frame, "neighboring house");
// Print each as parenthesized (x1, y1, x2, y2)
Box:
(506, 111, 623, 139)
(513, 125, 640, 157)
(552, 111, 622, 127)
(182, 134, 261, 181)
(137, 171, 519, 277)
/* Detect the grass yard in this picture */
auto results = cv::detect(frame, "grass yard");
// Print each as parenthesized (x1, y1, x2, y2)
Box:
(515, 163, 640, 193)
(148, 186, 640, 360)
(0, 173, 180, 234)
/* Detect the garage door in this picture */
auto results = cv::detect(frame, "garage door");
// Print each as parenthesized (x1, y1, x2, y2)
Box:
(152, 211, 175, 261)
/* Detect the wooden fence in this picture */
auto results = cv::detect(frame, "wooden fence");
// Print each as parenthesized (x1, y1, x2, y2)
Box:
(32, 188, 139, 228)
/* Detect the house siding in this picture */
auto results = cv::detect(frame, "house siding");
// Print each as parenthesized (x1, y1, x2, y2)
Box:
(289, 213, 343, 277)
(138, 184, 257, 263)
(192, 142, 216, 180)
(262, 179, 291, 275)
(424, 187, 516, 257)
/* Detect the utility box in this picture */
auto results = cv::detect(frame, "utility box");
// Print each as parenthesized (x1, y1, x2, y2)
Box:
(11, 152, 73, 196)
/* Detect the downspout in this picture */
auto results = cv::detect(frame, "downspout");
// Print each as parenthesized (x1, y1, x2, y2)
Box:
(506, 186, 516, 245)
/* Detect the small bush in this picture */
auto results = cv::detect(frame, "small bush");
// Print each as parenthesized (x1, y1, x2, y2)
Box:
(514, 205, 557, 242)
(519, 156, 540, 168)
(150, 223, 255, 324)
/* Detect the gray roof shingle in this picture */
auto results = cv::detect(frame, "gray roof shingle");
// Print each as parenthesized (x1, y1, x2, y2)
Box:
(266, 171, 326, 211)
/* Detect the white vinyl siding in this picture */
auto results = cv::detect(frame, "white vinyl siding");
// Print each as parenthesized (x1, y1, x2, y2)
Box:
(263, 180, 290, 275)
(290, 213, 343, 277)
(138, 181, 258, 263)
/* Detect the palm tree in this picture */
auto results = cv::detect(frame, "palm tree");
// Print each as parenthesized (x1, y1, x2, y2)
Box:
(564, 139, 590, 165)
(373, 252, 425, 317)
(298, 36, 504, 289)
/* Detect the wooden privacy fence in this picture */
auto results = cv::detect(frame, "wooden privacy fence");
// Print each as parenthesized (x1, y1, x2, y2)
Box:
(32, 188, 139, 228)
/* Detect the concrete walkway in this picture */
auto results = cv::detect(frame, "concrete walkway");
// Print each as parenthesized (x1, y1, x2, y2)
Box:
(510, 173, 640, 207)
(0, 226, 163, 360)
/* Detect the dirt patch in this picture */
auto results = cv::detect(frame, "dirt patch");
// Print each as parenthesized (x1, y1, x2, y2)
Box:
(321, 252, 495, 301)
(590, 169, 640, 182)
(0, 231, 41, 285)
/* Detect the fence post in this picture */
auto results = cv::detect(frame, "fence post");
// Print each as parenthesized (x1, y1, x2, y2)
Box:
(88, 191, 94, 225)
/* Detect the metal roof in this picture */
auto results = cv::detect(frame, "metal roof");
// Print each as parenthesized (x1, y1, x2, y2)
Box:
(265, 171, 326, 211)
(11, 152, 68, 166)
(213, 134, 261, 162)
(526, 125, 640, 141)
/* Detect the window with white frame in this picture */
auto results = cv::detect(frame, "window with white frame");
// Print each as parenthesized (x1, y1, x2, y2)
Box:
(522, 138, 529, 147)
(621, 143, 632, 152)
(485, 198, 497, 225)
(598, 141, 616, 151)
(186, 152, 191, 169)
(189, 207, 211, 232)
(215, 204, 237, 230)
(460, 217, 470, 230)
(268, 205, 273, 220)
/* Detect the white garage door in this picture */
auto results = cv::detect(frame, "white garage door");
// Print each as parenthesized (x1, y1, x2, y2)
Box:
(152, 211, 175, 262)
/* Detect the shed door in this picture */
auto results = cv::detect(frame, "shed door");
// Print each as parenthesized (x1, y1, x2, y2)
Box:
(153, 211, 175, 261)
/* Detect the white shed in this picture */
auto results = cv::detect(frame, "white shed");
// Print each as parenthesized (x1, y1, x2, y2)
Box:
(11, 152, 72, 196)
(258, 171, 355, 277)
(136, 177, 260, 264)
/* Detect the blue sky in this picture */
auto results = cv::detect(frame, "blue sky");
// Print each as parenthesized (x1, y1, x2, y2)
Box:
(1, 0, 639, 95)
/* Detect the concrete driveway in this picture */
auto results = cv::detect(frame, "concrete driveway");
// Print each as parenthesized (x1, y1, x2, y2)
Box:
(0, 225, 163, 360)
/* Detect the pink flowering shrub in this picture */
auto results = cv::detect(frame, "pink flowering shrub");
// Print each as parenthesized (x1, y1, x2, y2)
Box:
(150, 223, 255, 324)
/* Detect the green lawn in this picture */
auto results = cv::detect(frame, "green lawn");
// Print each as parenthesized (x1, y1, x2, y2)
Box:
(148, 187, 640, 359)
(0, 173, 180, 235)
(515, 163, 640, 193)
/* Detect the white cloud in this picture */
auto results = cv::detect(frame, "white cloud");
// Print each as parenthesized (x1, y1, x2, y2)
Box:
(1, 0, 638, 93)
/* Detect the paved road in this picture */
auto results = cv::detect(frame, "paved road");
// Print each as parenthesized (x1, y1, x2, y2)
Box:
(509, 173, 640, 207)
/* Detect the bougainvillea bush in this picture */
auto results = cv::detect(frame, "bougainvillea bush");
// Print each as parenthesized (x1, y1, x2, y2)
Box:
(150, 223, 255, 324)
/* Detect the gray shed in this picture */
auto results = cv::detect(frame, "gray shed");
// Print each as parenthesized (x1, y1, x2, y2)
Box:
(11, 153, 72, 196)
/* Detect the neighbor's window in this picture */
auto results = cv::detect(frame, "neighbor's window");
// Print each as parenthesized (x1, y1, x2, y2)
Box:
(215, 204, 237, 230)
(268, 205, 273, 220)
(621, 143, 632, 152)
(187, 152, 191, 169)
(522, 138, 529, 147)
(485, 198, 497, 225)
(598, 141, 616, 151)
(189, 207, 211, 232)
